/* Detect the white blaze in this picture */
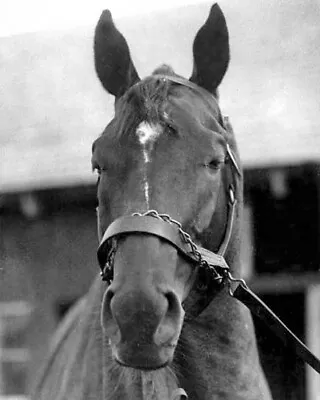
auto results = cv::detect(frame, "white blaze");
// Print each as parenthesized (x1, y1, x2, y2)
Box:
(136, 122, 163, 207)
(136, 122, 162, 149)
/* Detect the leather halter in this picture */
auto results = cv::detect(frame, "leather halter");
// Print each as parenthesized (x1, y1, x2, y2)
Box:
(96, 75, 320, 374)
(97, 150, 239, 317)
(98, 176, 238, 318)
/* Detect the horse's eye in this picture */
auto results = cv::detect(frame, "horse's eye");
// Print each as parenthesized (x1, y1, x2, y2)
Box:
(205, 159, 225, 171)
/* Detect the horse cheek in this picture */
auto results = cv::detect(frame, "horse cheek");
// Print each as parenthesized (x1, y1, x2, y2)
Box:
(194, 195, 216, 233)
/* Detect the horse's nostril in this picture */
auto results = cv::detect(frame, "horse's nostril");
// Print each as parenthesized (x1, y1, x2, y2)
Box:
(105, 288, 115, 310)
(153, 290, 183, 347)
(101, 287, 115, 325)
(165, 291, 180, 316)
(101, 287, 123, 345)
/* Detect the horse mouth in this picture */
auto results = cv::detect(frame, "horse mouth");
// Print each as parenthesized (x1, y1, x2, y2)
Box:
(115, 357, 170, 371)
(112, 342, 175, 371)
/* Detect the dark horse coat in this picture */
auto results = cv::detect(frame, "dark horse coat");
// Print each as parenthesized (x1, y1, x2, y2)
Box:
(33, 4, 272, 400)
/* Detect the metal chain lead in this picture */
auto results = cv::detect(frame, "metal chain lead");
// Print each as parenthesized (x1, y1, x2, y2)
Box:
(132, 210, 224, 281)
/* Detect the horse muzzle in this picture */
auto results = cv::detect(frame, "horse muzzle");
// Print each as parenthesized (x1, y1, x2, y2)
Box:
(101, 282, 184, 370)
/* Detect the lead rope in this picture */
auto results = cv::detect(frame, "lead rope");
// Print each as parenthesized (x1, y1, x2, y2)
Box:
(232, 279, 320, 374)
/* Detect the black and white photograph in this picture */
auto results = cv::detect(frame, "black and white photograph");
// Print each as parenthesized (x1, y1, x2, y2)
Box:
(1, 1, 320, 399)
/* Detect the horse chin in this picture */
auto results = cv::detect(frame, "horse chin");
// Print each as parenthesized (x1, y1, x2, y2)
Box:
(108, 360, 183, 400)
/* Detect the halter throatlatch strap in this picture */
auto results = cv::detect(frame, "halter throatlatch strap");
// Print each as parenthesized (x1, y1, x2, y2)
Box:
(233, 282, 320, 374)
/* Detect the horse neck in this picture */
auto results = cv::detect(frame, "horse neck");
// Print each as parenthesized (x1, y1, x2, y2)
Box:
(177, 293, 270, 399)
(176, 182, 271, 398)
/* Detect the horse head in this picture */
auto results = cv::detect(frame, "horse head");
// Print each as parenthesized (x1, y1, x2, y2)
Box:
(92, 4, 241, 371)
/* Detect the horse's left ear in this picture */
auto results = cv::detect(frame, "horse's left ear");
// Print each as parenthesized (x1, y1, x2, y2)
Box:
(94, 10, 140, 97)
(190, 3, 230, 95)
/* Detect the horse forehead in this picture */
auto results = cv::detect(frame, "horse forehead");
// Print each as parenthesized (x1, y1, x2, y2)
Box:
(166, 91, 220, 132)
(174, 84, 220, 114)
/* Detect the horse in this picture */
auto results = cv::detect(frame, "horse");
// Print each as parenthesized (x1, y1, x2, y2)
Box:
(32, 4, 272, 399)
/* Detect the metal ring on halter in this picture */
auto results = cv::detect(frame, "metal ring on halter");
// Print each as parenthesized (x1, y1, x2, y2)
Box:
(229, 186, 235, 204)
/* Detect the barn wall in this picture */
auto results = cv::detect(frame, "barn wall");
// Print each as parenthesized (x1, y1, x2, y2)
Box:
(0, 187, 98, 392)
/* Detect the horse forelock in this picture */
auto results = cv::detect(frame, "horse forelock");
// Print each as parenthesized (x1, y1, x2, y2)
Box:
(107, 63, 230, 149)
(151, 64, 177, 77)
(113, 76, 173, 140)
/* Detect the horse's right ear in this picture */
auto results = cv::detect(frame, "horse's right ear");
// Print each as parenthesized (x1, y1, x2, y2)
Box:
(190, 3, 229, 95)
(94, 10, 140, 97)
